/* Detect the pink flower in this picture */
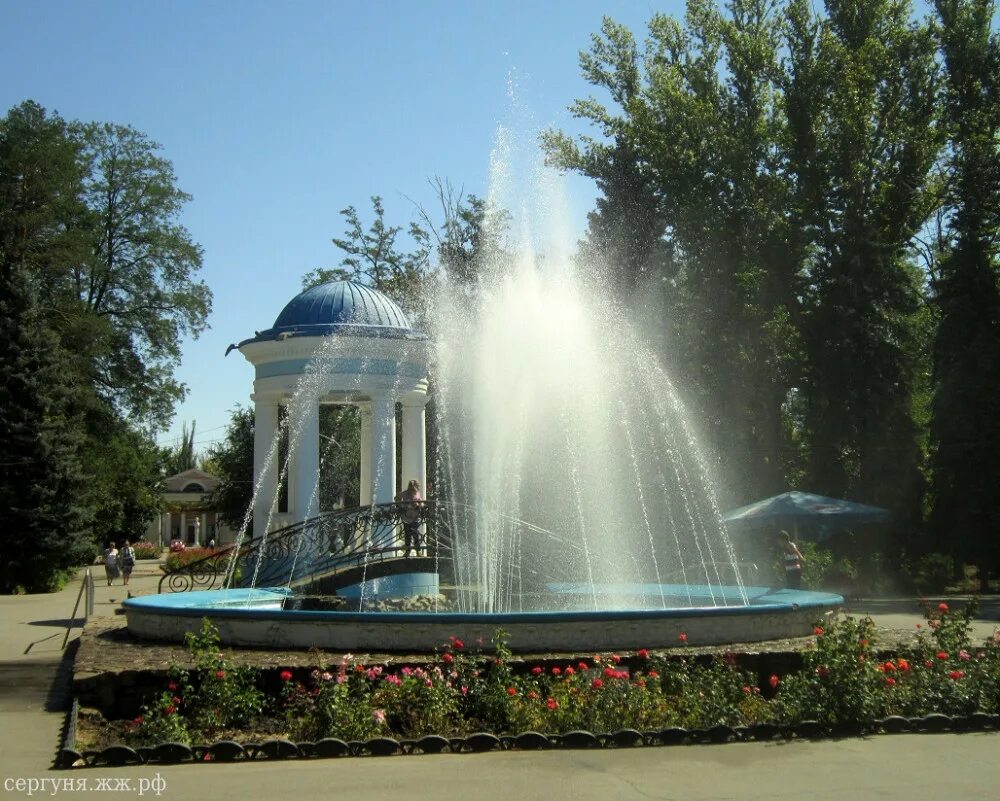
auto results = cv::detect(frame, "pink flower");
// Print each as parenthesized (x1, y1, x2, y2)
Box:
(279, 670, 293, 682)
(610, 654, 621, 664)
(546, 697, 558, 710)
(531, 666, 543, 675)
(215, 670, 226, 679)
(679, 633, 688, 643)
(171, 696, 181, 705)
(637, 648, 650, 659)
(507, 686, 517, 696)
(321, 671, 333, 682)
(578, 662, 589, 671)
(884, 677, 896, 686)
(924, 660, 934, 669)
(167, 682, 178, 692)
(938, 602, 949, 613)
(461, 685, 469, 695)
(592, 678, 604, 689)
(527, 691, 539, 700)
(373, 709, 386, 724)
(593, 654, 602, 663)
(958, 650, 971, 661)
(564, 666, 575, 676)
(442, 653, 454, 664)
(165, 704, 176, 715)
(551, 667, 561, 676)
(648, 670, 659, 679)
(769, 674, 780, 689)
(132, 715, 143, 726)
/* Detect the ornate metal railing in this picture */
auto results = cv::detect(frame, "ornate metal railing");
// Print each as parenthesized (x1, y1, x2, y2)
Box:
(157, 500, 578, 595)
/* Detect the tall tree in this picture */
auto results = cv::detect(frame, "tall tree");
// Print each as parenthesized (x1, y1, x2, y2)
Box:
(929, 0, 1000, 587)
(0, 102, 94, 591)
(69, 123, 211, 430)
(302, 196, 429, 314)
(206, 408, 255, 531)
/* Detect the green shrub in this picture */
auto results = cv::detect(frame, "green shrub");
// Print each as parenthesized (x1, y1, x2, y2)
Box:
(913, 553, 954, 594)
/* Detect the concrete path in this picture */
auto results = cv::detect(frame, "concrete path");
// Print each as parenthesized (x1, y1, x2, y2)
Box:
(1, 564, 998, 800)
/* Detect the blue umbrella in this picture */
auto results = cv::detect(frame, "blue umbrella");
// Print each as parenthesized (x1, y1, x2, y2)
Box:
(723, 491, 891, 541)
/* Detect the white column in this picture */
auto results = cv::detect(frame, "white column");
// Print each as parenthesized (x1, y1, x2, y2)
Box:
(253, 397, 281, 537)
(179, 510, 187, 543)
(290, 397, 321, 523)
(198, 513, 206, 546)
(401, 395, 427, 497)
(359, 404, 373, 506)
(370, 393, 396, 505)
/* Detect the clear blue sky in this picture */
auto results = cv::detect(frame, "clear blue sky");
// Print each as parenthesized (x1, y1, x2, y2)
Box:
(2, 0, 680, 454)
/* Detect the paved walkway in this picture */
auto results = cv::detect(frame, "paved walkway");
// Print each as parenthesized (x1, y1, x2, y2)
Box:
(1, 564, 998, 800)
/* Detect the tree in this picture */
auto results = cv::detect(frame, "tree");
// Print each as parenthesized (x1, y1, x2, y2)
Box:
(68, 123, 211, 431)
(206, 408, 255, 531)
(928, 0, 1000, 587)
(164, 420, 197, 475)
(302, 196, 429, 314)
(0, 102, 94, 591)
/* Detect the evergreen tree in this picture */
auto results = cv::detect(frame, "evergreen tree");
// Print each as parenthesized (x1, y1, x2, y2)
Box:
(0, 102, 94, 591)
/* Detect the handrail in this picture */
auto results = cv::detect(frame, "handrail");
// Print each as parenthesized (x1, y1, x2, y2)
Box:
(62, 568, 94, 649)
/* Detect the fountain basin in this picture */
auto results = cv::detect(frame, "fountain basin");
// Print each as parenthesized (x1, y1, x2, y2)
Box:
(124, 586, 842, 652)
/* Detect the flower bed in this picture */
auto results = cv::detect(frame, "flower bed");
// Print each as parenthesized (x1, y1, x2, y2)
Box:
(163, 547, 230, 572)
(66, 603, 1000, 767)
(131, 542, 162, 561)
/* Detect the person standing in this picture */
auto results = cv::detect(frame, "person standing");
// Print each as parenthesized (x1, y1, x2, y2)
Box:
(120, 541, 136, 586)
(779, 530, 805, 589)
(395, 479, 423, 557)
(103, 542, 120, 586)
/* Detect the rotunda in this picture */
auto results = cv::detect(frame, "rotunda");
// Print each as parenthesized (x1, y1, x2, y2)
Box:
(232, 280, 429, 534)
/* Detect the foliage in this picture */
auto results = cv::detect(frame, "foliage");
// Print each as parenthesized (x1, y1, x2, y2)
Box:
(163, 421, 198, 476)
(164, 546, 231, 571)
(131, 541, 162, 560)
(131, 619, 264, 744)
(911, 552, 955, 593)
(928, 0, 1000, 587)
(206, 408, 254, 531)
(0, 102, 95, 593)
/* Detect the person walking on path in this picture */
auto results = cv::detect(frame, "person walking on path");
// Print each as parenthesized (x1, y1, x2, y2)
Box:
(102, 542, 120, 586)
(779, 530, 805, 589)
(119, 541, 136, 586)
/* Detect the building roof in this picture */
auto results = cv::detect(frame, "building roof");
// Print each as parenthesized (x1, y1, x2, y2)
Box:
(232, 280, 425, 351)
(163, 468, 221, 494)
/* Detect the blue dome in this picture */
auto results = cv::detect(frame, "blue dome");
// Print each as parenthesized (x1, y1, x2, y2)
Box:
(235, 281, 424, 349)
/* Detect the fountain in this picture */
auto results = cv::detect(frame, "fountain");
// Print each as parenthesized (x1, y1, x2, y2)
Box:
(125, 144, 842, 651)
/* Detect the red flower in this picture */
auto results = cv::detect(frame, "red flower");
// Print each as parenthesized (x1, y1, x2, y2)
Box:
(897, 658, 910, 671)
(678, 633, 687, 643)
(578, 662, 589, 671)
(551, 667, 561, 676)
(610, 654, 621, 664)
(769, 674, 780, 689)
(936, 651, 949, 660)
(165, 704, 176, 715)
(531, 666, 543, 675)
(167, 682, 178, 692)
(132, 715, 143, 726)
(882, 661, 896, 673)
(648, 670, 659, 679)
(442, 653, 454, 664)
(453, 639, 464, 650)
(938, 602, 949, 613)
(546, 697, 558, 710)
(948, 670, 965, 680)
(506, 686, 517, 696)
(592, 678, 604, 689)
(527, 691, 539, 700)
(884, 677, 896, 687)
(279, 670, 293, 681)
(813, 627, 824, 636)
(603, 667, 615, 678)
(215, 670, 226, 680)
(924, 660, 934, 669)
(637, 648, 650, 659)
(171, 696, 182, 705)
(816, 666, 830, 679)
(564, 666, 575, 676)
(859, 639, 868, 647)
(742, 686, 751, 694)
